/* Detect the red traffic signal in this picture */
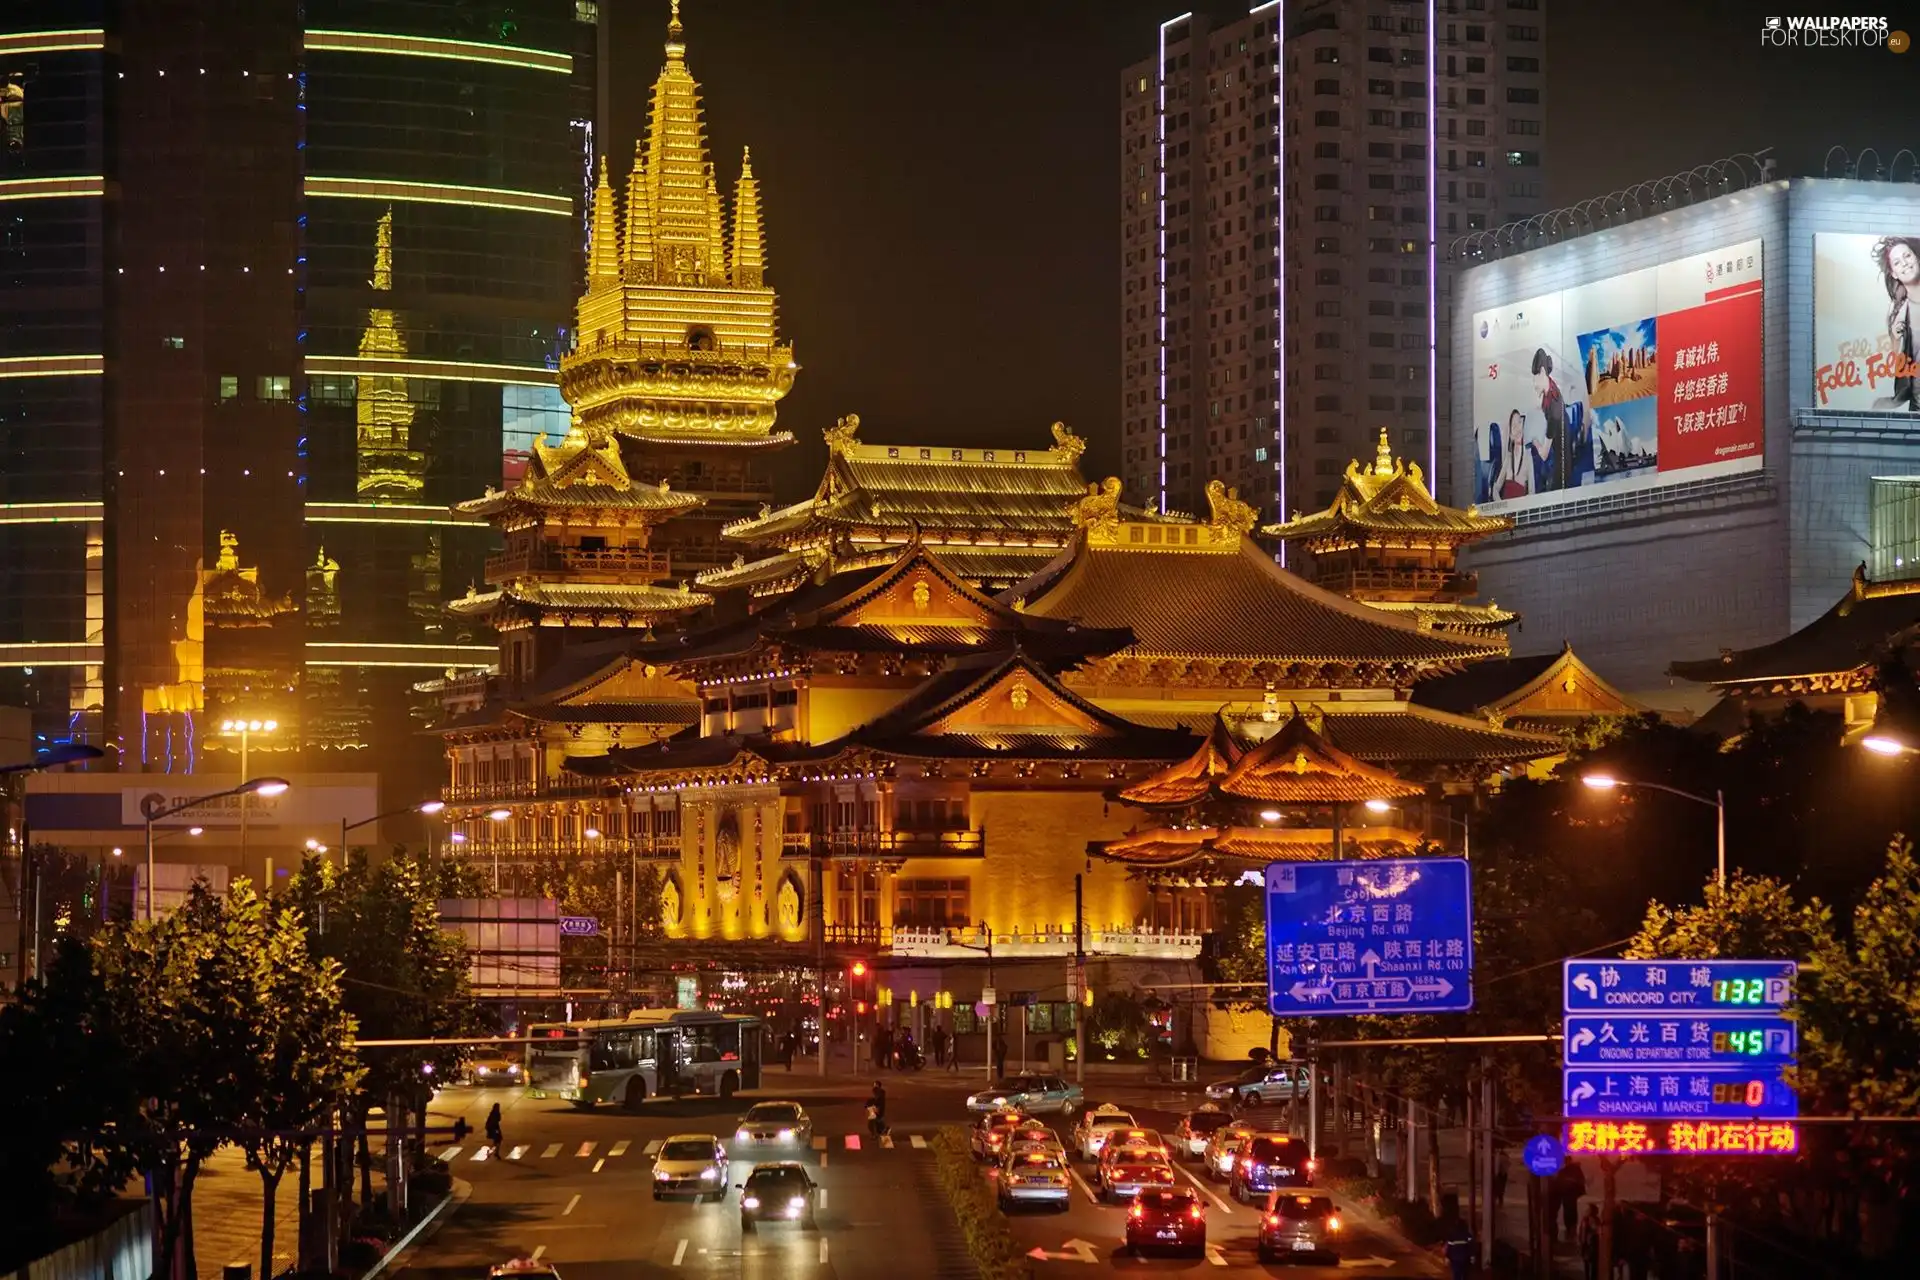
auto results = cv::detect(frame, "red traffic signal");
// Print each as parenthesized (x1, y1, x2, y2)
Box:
(850, 960, 868, 978)
(855, 1000, 868, 1015)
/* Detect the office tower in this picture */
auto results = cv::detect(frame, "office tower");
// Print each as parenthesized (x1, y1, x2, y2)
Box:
(0, 1, 601, 799)
(1119, 2, 1546, 531)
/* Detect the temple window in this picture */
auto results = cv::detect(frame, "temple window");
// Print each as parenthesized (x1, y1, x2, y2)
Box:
(894, 878, 970, 927)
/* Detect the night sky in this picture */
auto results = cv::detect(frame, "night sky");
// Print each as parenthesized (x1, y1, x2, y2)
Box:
(608, 0, 1912, 501)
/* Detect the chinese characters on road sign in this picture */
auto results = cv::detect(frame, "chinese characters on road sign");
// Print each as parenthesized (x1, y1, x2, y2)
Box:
(1265, 858, 1473, 1016)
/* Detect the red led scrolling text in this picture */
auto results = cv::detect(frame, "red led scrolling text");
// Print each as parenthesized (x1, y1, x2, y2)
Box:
(1564, 1120, 1799, 1156)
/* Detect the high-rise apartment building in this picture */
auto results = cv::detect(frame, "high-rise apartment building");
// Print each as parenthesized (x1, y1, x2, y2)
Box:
(1120, 2, 1546, 532)
(0, 1, 601, 800)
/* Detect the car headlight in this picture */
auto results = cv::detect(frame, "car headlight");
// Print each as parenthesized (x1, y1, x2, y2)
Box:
(789, 1196, 806, 1211)
(993, 1097, 1007, 1106)
(777, 1129, 794, 1141)
(742, 1196, 760, 1209)
(737, 1128, 750, 1140)
(701, 1168, 719, 1180)
(508, 1065, 520, 1074)
(655, 1170, 672, 1181)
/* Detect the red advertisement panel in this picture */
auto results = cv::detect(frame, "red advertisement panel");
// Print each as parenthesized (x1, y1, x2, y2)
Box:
(1657, 285, 1763, 473)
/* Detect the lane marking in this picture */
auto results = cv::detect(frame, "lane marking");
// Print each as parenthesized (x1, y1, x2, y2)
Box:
(1177, 1163, 1236, 1215)
(820, 1151, 829, 1168)
(562, 1193, 580, 1216)
(910, 1134, 928, 1149)
(1206, 1243, 1228, 1267)
(818, 1239, 829, 1265)
(844, 1135, 861, 1150)
(671, 1240, 687, 1267)
(529, 1247, 547, 1264)
(507, 1145, 528, 1161)
(576, 1141, 597, 1158)
(592, 1158, 606, 1173)
(881, 1134, 895, 1149)
(470, 1146, 490, 1162)
(818, 1188, 828, 1210)
(609, 1140, 630, 1157)
(541, 1143, 562, 1159)
(437, 1146, 460, 1162)
(1067, 1165, 1101, 1205)
(645, 1140, 663, 1155)
(810, 1136, 827, 1151)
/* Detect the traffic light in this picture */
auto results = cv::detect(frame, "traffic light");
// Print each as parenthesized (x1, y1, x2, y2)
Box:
(855, 1000, 868, 1015)
(850, 960, 868, 979)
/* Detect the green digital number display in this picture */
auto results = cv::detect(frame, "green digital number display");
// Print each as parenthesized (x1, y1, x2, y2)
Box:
(1711, 977, 1766, 1005)
(1711, 1029, 1766, 1056)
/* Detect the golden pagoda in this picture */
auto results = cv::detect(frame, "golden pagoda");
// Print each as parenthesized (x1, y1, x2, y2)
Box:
(700, 417, 1126, 600)
(1265, 429, 1516, 639)
(562, 1, 795, 576)
(353, 210, 425, 499)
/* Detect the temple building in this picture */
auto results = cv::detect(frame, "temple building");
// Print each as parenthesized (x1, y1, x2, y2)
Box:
(696, 416, 1144, 601)
(1265, 430, 1516, 640)
(1671, 565, 1920, 743)
(1413, 642, 1642, 748)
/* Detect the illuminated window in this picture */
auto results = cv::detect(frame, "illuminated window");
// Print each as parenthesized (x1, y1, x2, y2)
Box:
(257, 375, 291, 401)
(162, 336, 184, 350)
(218, 376, 238, 401)
(1870, 478, 1920, 582)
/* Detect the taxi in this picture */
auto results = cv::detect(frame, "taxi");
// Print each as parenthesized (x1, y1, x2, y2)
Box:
(1202, 1120, 1259, 1181)
(1172, 1104, 1233, 1159)
(1071, 1104, 1140, 1161)
(490, 1262, 561, 1280)
(1098, 1144, 1178, 1202)
(996, 1148, 1073, 1211)
(970, 1109, 1030, 1162)
(1005, 1124, 1066, 1161)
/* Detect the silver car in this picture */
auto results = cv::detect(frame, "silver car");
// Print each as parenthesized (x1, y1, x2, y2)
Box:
(966, 1073, 1083, 1117)
(1204, 1064, 1309, 1107)
(652, 1133, 729, 1201)
(734, 1100, 813, 1150)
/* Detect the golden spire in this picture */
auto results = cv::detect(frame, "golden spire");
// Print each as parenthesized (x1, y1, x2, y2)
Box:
(370, 207, 393, 292)
(1373, 427, 1395, 477)
(623, 147, 654, 278)
(730, 146, 764, 288)
(668, 0, 684, 40)
(704, 163, 727, 284)
(588, 157, 620, 285)
(646, 0, 716, 284)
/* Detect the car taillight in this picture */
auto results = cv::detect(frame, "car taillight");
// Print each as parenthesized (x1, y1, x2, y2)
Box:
(1189, 1205, 1204, 1221)
(1264, 1213, 1281, 1227)
(1128, 1201, 1144, 1219)
(1241, 1157, 1254, 1170)
(1306, 1158, 1318, 1172)
(1328, 1216, 1342, 1232)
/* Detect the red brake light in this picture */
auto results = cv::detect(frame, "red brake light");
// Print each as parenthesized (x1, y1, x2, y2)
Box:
(1306, 1157, 1318, 1172)
(1265, 1213, 1280, 1227)
(1128, 1201, 1144, 1219)
(1189, 1204, 1204, 1221)
(1328, 1216, 1342, 1232)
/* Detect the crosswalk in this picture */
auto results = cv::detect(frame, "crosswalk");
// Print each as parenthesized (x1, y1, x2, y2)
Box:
(439, 1131, 935, 1164)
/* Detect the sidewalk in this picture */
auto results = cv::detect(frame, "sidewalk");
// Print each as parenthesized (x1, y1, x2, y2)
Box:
(189, 1141, 400, 1280)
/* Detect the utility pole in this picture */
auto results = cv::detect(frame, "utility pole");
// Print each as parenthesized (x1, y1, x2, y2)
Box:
(1479, 1055, 1496, 1262)
(815, 847, 827, 1078)
(1597, 1156, 1619, 1280)
(1073, 873, 1086, 1087)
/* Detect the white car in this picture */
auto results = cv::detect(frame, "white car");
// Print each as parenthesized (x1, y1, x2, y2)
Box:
(734, 1100, 813, 1150)
(652, 1134, 729, 1201)
(1204, 1063, 1309, 1107)
(1070, 1105, 1140, 1161)
(997, 1149, 1072, 1211)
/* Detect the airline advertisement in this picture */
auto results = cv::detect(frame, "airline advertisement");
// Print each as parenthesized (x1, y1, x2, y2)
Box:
(1469, 239, 1764, 515)
(1812, 232, 1920, 414)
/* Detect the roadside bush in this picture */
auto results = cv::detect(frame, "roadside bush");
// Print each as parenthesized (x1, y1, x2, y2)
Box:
(931, 1127, 1031, 1280)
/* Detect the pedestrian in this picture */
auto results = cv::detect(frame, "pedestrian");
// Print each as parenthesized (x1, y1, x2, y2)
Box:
(1558, 1161, 1586, 1244)
(946, 1030, 960, 1073)
(867, 1081, 888, 1137)
(780, 1031, 795, 1069)
(930, 1026, 945, 1067)
(992, 1028, 1008, 1079)
(1578, 1205, 1600, 1280)
(1442, 1216, 1474, 1280)
(484, 1102, 503, 1156)
(1491, 1146, 1508, 1213)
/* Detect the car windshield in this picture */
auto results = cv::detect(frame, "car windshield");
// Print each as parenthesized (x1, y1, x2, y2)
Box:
(1093, 1116, 1135, 1128)
(1274, 1195, 1336, 1219)
(997, 1077, 1040, 1091)
(1017, 1157, 1064, 1172)
(747, 1104, 801, 1122)
(1186, 1113, 1232, 1133)
(1250, 1137, 1309, 1160)
(661, 1140, 715, 1161)
(747, 1168, 807, 1191)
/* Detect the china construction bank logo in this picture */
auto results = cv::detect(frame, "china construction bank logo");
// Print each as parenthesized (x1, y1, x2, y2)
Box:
(1761, 16, 1910, 52)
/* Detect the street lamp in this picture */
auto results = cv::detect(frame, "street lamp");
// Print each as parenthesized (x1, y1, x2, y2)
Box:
(338, 799, 448, 863)
(1580, 773, 1725, 888)
(218, 717, 278, 872)
(141, 777, 291, 920)
(1364, 798, 1471, 857)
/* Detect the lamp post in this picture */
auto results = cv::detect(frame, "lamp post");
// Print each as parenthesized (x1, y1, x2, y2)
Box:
(339, 799, 446, 866)
(486, 807, 511, 893)
(219, 718, 277, 877)
(1580, 774, 1725, 888)
(1364, 798, 1471, 857)
(7, 743, 106, 984)
(142, 778, 291, 920)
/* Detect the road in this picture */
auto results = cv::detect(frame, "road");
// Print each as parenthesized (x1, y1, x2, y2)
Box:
(398, 1069, 1439, 1280)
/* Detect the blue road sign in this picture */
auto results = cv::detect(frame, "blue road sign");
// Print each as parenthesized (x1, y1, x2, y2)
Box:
(1564, 1015, 1795, 1067)
(1562, 1066, 1798, 1121)
(559, 915, 601, 938)
(1264, 857, 1472, 1016)
(1563, 959, 1796, 1013)
(1522, 1134, 1565, 1177)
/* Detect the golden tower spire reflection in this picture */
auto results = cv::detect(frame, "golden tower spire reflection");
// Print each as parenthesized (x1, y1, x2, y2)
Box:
(356, 208, 423, 497)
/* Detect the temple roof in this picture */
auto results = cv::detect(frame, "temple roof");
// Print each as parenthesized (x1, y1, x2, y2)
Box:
(1265, 430, 1512, 546)
(448, 580, 711, 620)
(1119, 712, 1425, 808)
(1367, 600, 1518, 630)
(1118, 704, 1563, 769)
(1006, 513, 1505, 671)
(1670, 566, 1920, 689)
(1413, 642, 1640, 728)
(1093, 825, 1422, 876)
(457, 427, 701, 520)
(721, 416, 1100, 547)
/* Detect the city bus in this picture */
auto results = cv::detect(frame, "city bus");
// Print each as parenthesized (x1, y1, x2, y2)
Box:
(525, 1010, 764, 1110)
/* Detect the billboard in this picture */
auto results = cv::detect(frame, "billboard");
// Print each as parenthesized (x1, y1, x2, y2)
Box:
(1469, 239, 1764, 514)
(1813, 232, 1920, 414)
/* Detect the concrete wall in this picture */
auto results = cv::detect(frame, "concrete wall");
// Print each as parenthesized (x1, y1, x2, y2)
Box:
(1, 1202, 152, 1280)
(1450, 179, 1920, 693)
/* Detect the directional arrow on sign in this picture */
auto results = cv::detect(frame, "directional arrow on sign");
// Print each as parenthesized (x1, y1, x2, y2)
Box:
(1573, 971, 1600, 1000)
(1409, 977, 1454, 999)
(1289, 980, 1332, 1002)
(1569, 1026, 1596, 1054)
(1360, 948, 1382, 976)
(1569, 1081, 1596, 1106)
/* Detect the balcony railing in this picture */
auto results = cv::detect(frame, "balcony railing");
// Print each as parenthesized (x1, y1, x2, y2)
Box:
(1322, 567, 1478, 596)
(779, 829, 986, 858)
(818, 922, 1201, 960)
(442, 778, 620, 803)
(485, 545, 673, 582)
(443, 835, 682, 861)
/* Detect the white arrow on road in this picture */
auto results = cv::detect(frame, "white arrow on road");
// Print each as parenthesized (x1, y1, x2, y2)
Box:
(1204, 1243, 1228, 1267)
(1573, 972, 1600, 1000)
(1570, 1026, 1597, 1054)
(1027, 1240, 1100, 1263)
(1340, 1256, 1398, 1268)
(1569, 1081, 1597, 1106)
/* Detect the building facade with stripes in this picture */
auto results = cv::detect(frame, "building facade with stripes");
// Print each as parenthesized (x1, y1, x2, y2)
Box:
(0, 0, 601, 803)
